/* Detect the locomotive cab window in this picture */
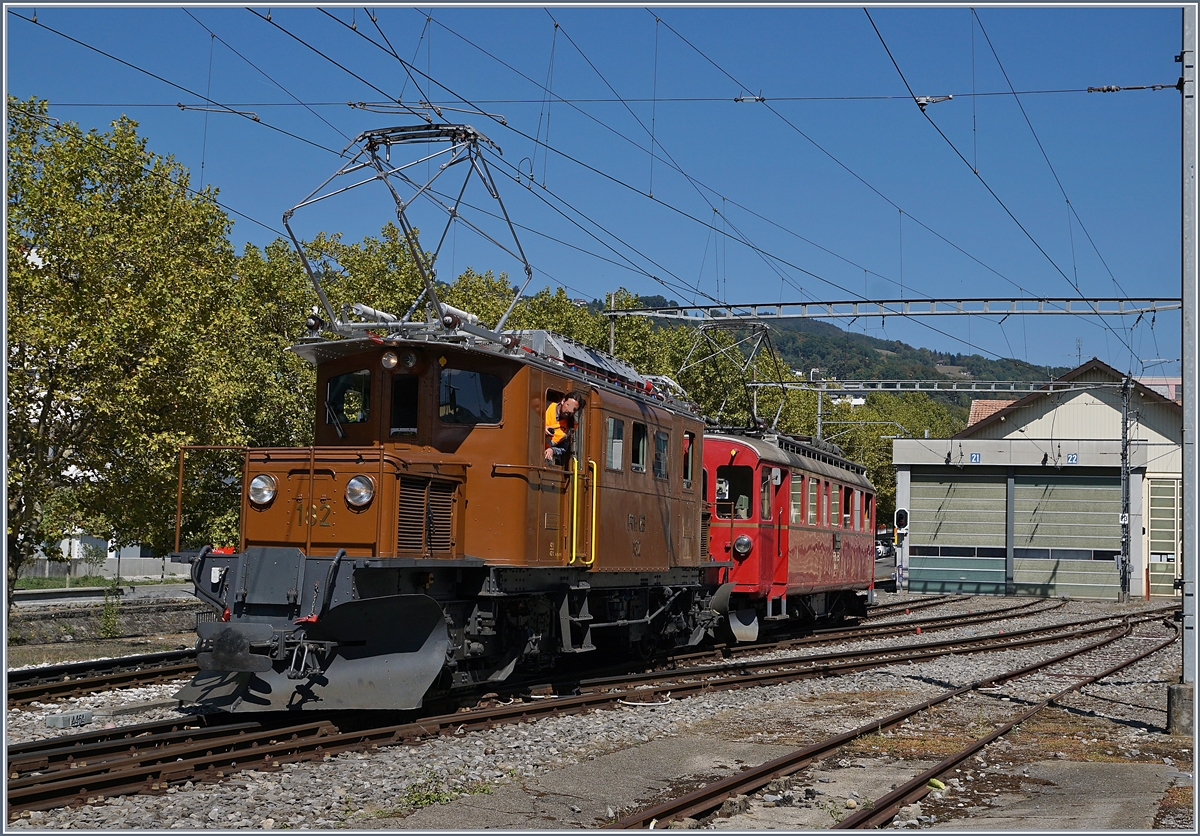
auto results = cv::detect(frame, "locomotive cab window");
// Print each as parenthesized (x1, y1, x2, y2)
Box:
(390, 374, 419, 436)
(327, 369, 372, 432)
(439, 368, 503, 425)
(715, 465, 753, 520)
(653, 431, 670, 480)
(605, 417, 625, 471)
(631, 422, 648, 473)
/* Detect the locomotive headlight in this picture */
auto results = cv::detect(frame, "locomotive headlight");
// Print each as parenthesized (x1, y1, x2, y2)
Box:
(400, 350, 418, 369)
(346, 475, 375, 507)
(732, 534, 753, 557)
(381, 351, 399, 370)
(248, 474, 277, 505)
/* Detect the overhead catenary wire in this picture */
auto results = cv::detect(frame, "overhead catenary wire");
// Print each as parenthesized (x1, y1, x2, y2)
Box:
(972, 9, 1135, 303)
(11, 10, 345, 158)
(649, 8, 1152, 372)
(645, 10, 1070, 367)
(11, 8, 1152, 369)
(316, 9, 1008, 360)
(182, 8, 354, 146)
(862, 8, 1139, 364)
(971, 9, 1137, 368)
(307, 7, 1068, 364)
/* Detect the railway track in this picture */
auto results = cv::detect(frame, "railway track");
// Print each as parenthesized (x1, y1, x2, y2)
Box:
(0, 594, 980, 710)
(5, 605, 1174, 818)
(6, 650, 199, 709)
(604, 614, 1179, 829)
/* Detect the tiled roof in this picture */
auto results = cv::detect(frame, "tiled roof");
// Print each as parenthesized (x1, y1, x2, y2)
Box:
(967, 399, 1017, 427)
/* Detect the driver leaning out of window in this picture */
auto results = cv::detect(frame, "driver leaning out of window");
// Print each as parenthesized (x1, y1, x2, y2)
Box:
(544, 390, 585, 464)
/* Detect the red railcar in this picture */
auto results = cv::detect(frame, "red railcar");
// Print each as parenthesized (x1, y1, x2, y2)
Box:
(702, 432, 876, 640)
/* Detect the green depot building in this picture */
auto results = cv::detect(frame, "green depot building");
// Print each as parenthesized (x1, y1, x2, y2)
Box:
(892, 358, 1182, 601)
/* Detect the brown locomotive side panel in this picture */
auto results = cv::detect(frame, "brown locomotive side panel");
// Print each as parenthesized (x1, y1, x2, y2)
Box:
(427, 351, 531, 566)
(588, 396, 683, 572)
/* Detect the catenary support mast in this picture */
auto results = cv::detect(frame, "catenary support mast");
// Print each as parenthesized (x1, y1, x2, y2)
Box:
(1171, 3, 1196, 736)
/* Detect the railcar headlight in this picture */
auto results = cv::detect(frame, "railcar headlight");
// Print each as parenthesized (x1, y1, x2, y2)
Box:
(248, 474, 277, 505)
(346, 475, 375, 507)
(382, 351, 399, 370)
(733, 534, 753, 557)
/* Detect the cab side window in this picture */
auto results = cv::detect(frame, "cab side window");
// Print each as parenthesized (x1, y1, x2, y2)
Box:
(682, 432, 695, 490)
(439, 368, 503, 425)
(328, 369, 372, 428)
(759, 469, 773, 520)
(715, 465, 753, 520)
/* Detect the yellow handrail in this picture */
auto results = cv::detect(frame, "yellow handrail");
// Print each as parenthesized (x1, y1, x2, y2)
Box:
(569, 457, 579, 564)
(586, 460, 598, 566)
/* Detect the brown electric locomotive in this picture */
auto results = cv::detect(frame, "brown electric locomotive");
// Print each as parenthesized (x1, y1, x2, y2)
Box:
(173, 328, 728, 712)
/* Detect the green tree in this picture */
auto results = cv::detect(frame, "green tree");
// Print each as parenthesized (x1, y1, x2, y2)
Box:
(6, 97, 250, 599)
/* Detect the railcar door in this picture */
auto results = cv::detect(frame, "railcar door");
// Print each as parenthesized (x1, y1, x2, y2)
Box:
(758, 464, 788, 618)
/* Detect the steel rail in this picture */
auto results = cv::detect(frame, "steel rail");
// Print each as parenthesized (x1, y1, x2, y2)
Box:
(835, 623, 1182, 829)
(606, 617, 1176, 829)
(665, 598, 1055, 667)
(7, 610, 1174, 818)
(582, 607, 1170, 693)
(7, 660, 200, 709)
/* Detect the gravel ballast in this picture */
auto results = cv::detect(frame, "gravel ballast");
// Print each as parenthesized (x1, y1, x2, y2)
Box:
(6, 593, 1191, 830)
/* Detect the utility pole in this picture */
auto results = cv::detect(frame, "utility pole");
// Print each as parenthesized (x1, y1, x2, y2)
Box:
(1120, 375, 1131, 605)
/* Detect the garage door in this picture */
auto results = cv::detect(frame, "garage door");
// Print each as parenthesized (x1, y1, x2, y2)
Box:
(908, 472, 1006, 594)
(910, 473, 1006, 549)
(1013, 474, 1120, 551)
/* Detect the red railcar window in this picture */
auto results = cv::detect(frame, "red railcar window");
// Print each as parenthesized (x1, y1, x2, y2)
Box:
(790, 473, 803, 524)
(715, 465, 753, 520)
(759, 469, 772, 520)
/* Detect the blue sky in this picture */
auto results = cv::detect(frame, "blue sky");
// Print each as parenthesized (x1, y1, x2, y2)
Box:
(5, 4, 1187, 376)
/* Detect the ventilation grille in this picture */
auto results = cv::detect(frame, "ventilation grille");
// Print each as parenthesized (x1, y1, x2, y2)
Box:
(700, 514, 710, 560)
(398, 477, 457, 554)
